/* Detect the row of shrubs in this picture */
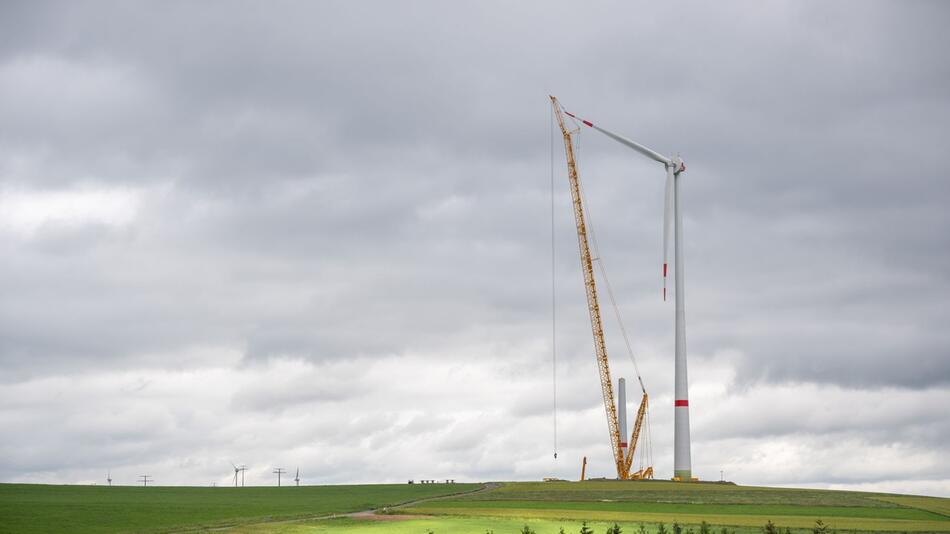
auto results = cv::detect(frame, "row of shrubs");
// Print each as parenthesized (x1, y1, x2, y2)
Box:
(474, 518, 839, 534)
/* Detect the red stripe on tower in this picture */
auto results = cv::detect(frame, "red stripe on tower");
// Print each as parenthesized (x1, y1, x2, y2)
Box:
(582, 120, 593, 127)
(674, 400, 689, 407)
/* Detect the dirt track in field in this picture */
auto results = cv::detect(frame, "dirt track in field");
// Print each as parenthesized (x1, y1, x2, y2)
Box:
(171, 482, 499, 533)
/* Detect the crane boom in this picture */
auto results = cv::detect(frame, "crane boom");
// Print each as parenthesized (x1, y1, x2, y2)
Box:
(623, 392, 649, 476)
(552, 96, 654, 481)
(551, 95, 625, 477)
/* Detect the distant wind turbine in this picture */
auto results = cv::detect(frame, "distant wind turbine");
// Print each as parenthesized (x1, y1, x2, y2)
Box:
(294, 468, 300, 487)
(231, 462, 240, 487)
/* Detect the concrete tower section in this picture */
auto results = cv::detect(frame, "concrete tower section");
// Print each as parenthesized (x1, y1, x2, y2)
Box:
(672, 164, 692, 481)
(618, 377, 628, 450)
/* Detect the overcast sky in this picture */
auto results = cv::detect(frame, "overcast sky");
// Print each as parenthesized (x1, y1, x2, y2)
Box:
(1, 1, 949, 497)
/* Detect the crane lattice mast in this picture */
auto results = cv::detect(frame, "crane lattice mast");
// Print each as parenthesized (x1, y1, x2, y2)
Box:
(551, 95, 652, 480)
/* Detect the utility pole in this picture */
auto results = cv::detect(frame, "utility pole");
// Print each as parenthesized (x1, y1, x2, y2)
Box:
(138, 475, 152, 487)
(273, 468, 286, 487)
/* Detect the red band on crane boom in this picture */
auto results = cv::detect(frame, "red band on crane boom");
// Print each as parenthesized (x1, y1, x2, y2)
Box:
(675, 400, 689, 407)
(563, 111, 594, 127)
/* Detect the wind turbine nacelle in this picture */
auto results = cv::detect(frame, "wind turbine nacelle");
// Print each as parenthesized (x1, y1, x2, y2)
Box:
(673, 155, 686, 174)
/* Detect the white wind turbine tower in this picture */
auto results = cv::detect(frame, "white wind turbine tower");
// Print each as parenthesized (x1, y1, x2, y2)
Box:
(563, 105, 694, 481)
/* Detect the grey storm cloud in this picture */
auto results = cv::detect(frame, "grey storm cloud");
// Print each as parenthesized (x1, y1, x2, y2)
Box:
(1, 0, 949, 495)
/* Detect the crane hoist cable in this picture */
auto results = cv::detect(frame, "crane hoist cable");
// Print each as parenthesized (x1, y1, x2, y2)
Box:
(579, 171, 646, 395)
(568, 107, 646, 394)
(550, 100, 558, 460)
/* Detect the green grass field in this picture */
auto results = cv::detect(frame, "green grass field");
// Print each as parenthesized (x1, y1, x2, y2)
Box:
(2, 480, 949, 534)
(0, 482, 479, 534)
(227, 516, 774, 534)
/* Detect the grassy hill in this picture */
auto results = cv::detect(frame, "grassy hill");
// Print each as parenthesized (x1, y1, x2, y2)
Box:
(2, 480, 949, 533)
(400, 481, 950, 533)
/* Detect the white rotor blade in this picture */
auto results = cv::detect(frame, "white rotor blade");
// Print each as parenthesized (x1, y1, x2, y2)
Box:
(563, 110, 671, 166)
(663, 165, 674, 301)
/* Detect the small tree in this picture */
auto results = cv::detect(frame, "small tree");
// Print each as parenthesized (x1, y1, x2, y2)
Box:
(763, 521, 778, 534)
(657, 523, 669, 534)
(672, 522, 682, 534)
(521, 526, 536, 534)
(560, 528, 567, 534)
(638, 523, 648, 534)
(580, 522, 594, 534)
(812, 520, 829, 534)
(606, 523, 623, 534)
(699, 522, 711, 534)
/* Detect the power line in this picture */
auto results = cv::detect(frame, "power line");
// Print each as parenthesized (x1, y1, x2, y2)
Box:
(273, 467, 286, 487)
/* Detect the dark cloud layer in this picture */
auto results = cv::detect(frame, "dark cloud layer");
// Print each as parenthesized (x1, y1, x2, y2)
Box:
(1, 1, 949, 495)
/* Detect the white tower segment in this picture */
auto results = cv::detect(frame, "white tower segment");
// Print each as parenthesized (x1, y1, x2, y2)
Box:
(564, 108, 693, 481)
(618, 377, 628, 450)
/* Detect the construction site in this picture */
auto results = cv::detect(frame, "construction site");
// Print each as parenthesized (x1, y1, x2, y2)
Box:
(4, 2, 947, 532)
(548, 96, 695, 484)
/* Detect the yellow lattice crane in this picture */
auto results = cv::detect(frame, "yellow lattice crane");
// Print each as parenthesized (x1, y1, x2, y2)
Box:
(551, 95, 653, 481)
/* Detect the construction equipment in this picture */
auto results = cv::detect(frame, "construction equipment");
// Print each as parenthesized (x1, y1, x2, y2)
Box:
(624, 393, 651, 479)
(580, 456, 587, 481)
(550, 95, 653, 480)
(562, 104, 695, 481)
